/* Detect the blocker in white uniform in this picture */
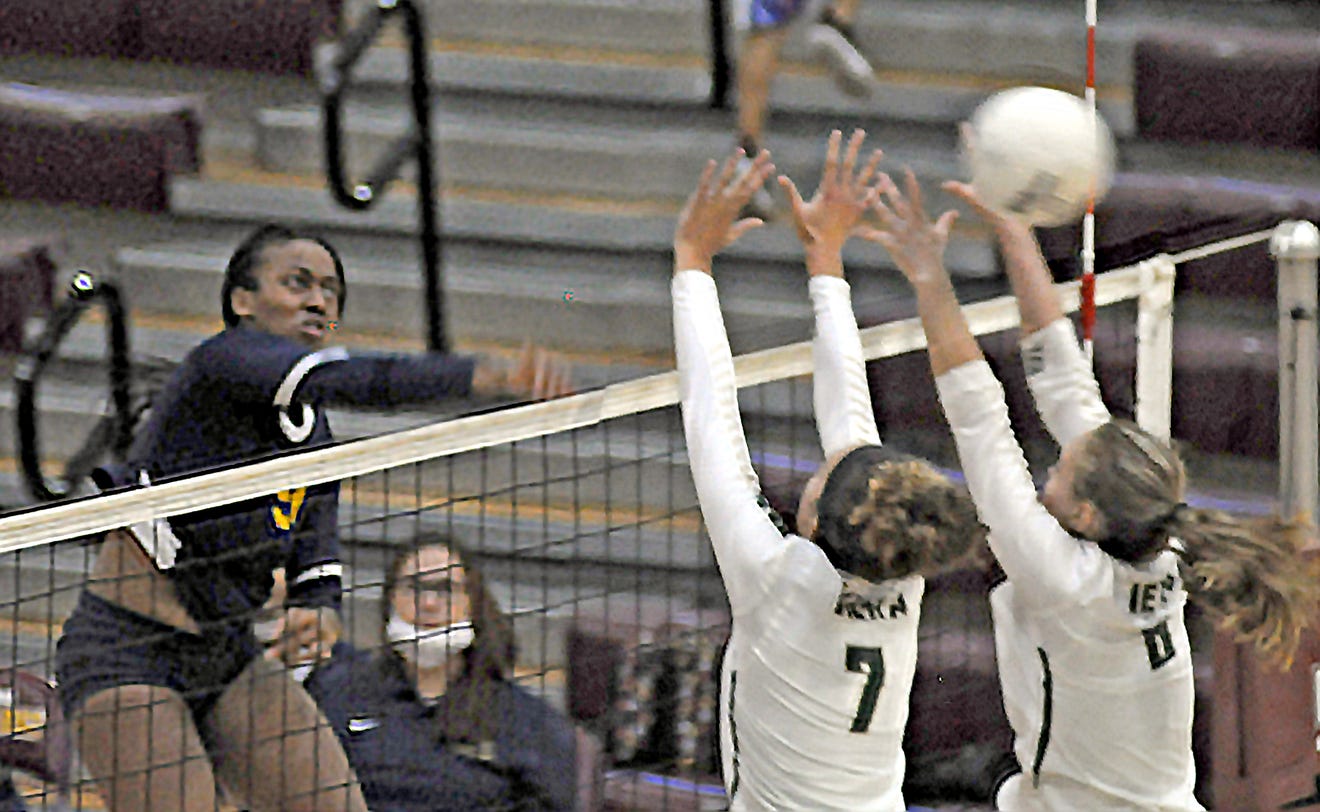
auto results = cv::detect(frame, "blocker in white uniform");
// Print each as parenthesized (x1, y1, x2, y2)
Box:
(936, 318, 1202, 812)
(675, 270, 920, 812)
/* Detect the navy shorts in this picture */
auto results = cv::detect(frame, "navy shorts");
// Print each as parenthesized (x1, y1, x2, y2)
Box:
(55, 590, 260, 726)
(748, 0, 810, 29)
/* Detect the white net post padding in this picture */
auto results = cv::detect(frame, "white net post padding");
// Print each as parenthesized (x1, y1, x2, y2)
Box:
(1271, 220, 1320, 519)
(1135, 256, 1177, 442)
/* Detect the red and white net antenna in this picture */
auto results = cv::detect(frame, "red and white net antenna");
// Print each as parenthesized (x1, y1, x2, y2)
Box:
(1081, 0, 1099, 362)
(1077, 0, 1098, 361)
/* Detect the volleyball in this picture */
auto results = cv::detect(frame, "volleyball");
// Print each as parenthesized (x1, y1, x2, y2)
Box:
(965, 86, 1116, 228)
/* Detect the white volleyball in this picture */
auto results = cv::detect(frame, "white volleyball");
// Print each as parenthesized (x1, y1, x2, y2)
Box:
(965, 86, 1116, 228)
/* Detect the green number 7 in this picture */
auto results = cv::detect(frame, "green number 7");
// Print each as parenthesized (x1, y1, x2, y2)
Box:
(846, 645, 885, 733)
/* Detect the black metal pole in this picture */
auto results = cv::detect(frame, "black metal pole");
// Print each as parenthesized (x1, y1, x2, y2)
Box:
(401, 0, 446, 353)
(708, 0, 731, 110)
(321, 0, 446, 352)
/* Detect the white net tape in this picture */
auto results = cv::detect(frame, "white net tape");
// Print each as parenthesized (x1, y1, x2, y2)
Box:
(0, 230, 1285, 554)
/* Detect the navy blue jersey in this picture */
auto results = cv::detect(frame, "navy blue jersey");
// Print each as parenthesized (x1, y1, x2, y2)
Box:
(98, 326, 475, 627)
(304, 646, 577, 812)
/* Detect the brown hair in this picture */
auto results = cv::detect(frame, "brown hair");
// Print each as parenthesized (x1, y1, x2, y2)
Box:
(381, 532, 515, 681)
(1075, 419, 1320, 665)
(815, 446, 987, 582)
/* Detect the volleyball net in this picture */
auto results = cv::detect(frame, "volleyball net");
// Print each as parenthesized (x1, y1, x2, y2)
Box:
(0, 220, 1314, 809)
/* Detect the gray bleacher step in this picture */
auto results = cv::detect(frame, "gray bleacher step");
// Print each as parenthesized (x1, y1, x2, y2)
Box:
(368, 0, 705, 57)
(0, 378, 111, 460)
(167, 176, 999, 280)
(264, 96, 1320, 198)
(108, 243, 813, 355)
(347, 0, 1139, 85)
(329, 41, 1137, 137)
(258, 101, 976, 205)
(373, 0, 1320, 80)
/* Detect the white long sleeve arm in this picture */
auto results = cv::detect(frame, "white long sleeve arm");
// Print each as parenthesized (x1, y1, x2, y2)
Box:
(674, 271, 793, 616)
(1020, 317, 1110, 447)
(810, 276, 882, 456)
(937, 360, 1112, 604)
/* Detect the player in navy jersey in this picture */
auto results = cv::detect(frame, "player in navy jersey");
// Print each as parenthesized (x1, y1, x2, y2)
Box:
(54, 223, 572, 812)
(869, 167, 1320, 810)
(673, 132, 986, 811)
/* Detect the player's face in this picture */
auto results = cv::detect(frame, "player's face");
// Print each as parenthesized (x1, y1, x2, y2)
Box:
(392, 545, 472, 630)
(1042, 436, 1090, 536)
(234, 239, 342, 350)
(797, 445, 860, 539)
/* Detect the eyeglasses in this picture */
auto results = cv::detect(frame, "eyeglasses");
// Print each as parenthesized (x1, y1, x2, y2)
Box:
(396, 575, 465, 601)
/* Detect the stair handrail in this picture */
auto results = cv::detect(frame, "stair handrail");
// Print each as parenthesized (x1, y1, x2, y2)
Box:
(708, 0, 731, 109)
(14, 273, 132, 502)
(321, 0, 447, 352)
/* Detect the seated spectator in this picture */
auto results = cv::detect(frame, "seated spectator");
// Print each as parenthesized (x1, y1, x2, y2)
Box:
(300, 535, 580, 811)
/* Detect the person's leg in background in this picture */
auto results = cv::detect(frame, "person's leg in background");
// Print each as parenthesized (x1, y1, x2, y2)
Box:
(732, 0, 876, 218)
(733, 0, 806, 219)
(808, 0, 875, 98)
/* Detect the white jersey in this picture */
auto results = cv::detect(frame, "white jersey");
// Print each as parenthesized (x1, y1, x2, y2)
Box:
(935, 319, 1202, 812)
(674, 271, 921, 811)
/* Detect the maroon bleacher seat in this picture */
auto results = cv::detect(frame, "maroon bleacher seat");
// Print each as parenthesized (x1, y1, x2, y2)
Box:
(1135, 27, 1320, 151)
(0, 239, 57, 354)
(0, 0, 341, 74)
(0, 0, 136, 59)
(1026, 172, 1319, 459)
(134, 0, 344, 75)
(0, 83, 202, 212)
(1035, 173, 1304, 301)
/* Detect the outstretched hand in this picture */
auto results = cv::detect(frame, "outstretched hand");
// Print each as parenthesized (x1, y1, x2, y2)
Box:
(946, 123, 1027, 233)
(674, 149, 775, 274)
(865, 169, 959, 289)
(779, 129, 885, 272)
(472, 343, 575, 402)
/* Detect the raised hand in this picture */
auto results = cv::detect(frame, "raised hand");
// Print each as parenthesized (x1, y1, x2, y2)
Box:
(472, 343, 575, 402)
(509, 342, 574, 401)
(866, 169, 959, 289)
(778, 129, 884, 270)
(674, 148, 775, 274)
(946, 122, 1027, 234)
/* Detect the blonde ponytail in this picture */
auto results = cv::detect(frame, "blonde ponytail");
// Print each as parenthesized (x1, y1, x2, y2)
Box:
(1073, 419, 1320, 667)
(1174, 508, 1320, 667)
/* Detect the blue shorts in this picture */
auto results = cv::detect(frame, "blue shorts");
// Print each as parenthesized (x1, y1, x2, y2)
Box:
(748, 0, 810, 30)
(55, 590, 260, 725)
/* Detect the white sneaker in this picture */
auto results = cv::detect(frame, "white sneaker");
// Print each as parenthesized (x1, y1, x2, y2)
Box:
(736, 154, 777, 221)
(807, 22, 874, 98)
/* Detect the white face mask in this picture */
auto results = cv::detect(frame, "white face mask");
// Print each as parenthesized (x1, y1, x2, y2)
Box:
(386, 614, 474, 670)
